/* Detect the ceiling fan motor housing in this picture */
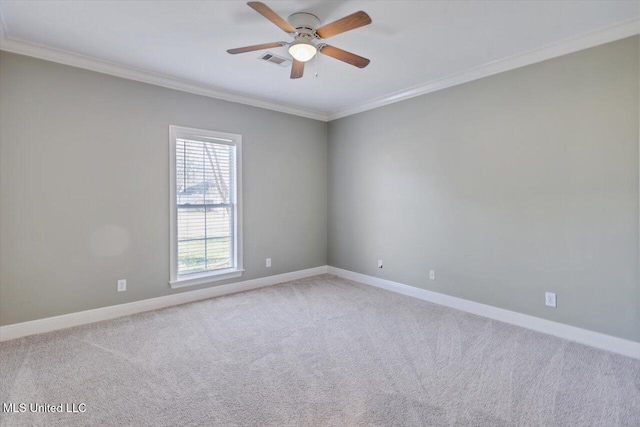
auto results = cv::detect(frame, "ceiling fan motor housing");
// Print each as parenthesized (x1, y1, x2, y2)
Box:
(287, 12, 321, 39)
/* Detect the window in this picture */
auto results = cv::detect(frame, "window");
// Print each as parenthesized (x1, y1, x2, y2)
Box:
(169, 126, 242, 288)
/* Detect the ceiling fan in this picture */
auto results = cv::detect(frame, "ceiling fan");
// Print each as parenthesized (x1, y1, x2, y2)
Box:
(227, 2, 372, 79)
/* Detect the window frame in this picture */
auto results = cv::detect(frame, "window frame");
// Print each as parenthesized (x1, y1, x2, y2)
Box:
(169, 125, 243, 289)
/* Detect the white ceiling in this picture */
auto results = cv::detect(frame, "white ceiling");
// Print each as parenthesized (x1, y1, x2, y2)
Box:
(1, 1, 639, 119)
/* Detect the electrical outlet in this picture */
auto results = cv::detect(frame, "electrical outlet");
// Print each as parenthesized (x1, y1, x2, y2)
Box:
(117, 279, 127, 292)
(545, 292, 556, 308)
(377, 260, 383, 269)
(266, 258, 271, 268)
(429, 270, 436, 280)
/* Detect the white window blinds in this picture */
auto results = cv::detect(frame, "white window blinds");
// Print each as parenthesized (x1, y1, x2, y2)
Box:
(170, 126, 242, 287)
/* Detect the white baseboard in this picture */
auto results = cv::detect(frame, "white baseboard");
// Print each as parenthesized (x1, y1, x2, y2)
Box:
(0, 266, 328, 342)
(3, 264, 638, 360)
(328, 266, 640, 360)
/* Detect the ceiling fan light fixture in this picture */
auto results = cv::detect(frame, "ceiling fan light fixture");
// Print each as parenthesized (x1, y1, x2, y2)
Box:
(288, 38, 317, 62)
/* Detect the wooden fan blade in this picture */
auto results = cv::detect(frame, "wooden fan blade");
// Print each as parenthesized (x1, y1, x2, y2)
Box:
(227, 42, 285, 54)
(290, 59, 304, 79)
(247, 2, 296, 34)
(315, 11, 371, 39)
(319, 45, 370, 68)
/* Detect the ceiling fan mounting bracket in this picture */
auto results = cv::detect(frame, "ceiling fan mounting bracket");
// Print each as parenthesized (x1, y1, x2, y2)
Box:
(287, 12, 321, 39)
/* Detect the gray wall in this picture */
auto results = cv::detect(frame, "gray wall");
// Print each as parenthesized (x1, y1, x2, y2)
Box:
(0, 52, 328, 326)
(328, 36, 639, 342)
(2, 36, 639, 343)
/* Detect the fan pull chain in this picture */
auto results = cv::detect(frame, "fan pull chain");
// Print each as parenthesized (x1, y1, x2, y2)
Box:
(315, 52, 319, 78)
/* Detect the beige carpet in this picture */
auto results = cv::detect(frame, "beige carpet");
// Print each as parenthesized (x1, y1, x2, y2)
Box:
(1, 274, 639, 426)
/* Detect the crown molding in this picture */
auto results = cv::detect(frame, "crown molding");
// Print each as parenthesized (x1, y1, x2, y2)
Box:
(0, 35, 329, 122)
(1, 17, 638, 123)
(327, 17, 640, 121)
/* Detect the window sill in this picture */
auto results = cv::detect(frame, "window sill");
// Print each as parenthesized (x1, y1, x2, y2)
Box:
(169, 268, 244, 289)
